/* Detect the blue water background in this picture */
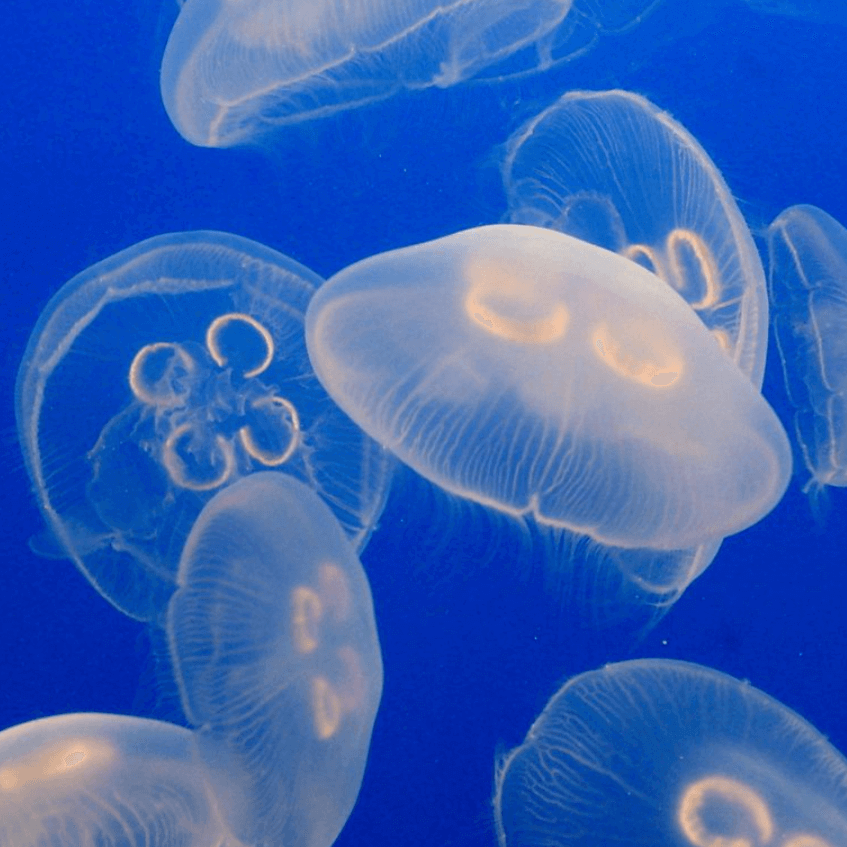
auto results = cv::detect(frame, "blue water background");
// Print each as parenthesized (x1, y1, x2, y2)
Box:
(3, 2, 847, 844)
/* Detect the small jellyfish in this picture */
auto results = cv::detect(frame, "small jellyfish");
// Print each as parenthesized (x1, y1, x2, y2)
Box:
(767, 204, 847, 494)
(0, 713, 240, 847)
(493, 659, 847, 847)
(501, 89, 771, 606)
(15, 231, 391, 623)
(167, 471, 383, 847)
(305, 224, 791, 552)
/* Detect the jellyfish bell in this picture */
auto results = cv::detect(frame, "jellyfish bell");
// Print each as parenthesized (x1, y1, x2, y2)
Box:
(0, 713, 241, 847)
(305, 224, 791, 553)
(493, 659, 847, 847)
(167, 471, 383, 847)
(160, 0, 577, 147)
(159, 0, 665, 149)
(15, 231, 391, 623)
(767, 204, 847, 500)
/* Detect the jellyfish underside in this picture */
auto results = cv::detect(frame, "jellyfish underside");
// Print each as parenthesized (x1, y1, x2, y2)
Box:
(161, 0, 577, 145)
(494, 660, 847, 847)
(159, 0, 665, 147)
(15, 231, 390, 623)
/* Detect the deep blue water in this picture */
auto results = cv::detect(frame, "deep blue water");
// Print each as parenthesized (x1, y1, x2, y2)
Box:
(3, 1, 847, 845)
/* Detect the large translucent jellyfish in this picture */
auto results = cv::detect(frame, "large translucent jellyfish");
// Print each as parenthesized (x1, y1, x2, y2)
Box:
(501, 89, 771, 605)
(167, 471, 383, 847)
(494, 659, 847, 847)
(15, 231, 391, 623)
(160, 0, 572, 147)
(0, 713, 241, 847)
(305, 224, 791, 553)
(767, 204, 847, 493)
(159, 0, 661, 148)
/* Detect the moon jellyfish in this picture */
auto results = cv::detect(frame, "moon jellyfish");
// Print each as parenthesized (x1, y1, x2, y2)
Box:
(502, 90, 768, 386)
(167, 471, 383, 847)
(15, 231, 391, 623)
(306, 224, 791, 552)
(0, 713, 240, 847)
(494, 659, 847, 847)
(501, 89, 770, 605)
(160, 0, 575, 147)
(767, 204, 847, 493)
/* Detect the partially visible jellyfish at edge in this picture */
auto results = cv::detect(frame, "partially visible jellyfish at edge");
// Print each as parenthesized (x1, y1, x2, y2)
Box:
(166, 471, 383, 847)
(500, 88, 772, 611)
(159, 0, 663, 148)
(494, 659, 847, 847)
(0, 713, 244, 847)
(767, 204, 847, 506)
(15, 231, 392, 623)
(305, 223, 792, 617)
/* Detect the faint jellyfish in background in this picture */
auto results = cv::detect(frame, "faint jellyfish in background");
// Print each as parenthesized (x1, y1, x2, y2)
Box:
(767, 204, 847, 503)
(0, 713, 242, 847)
(494, 659, 847, 847)
(167, 471, 383, 847)
(305, 224, 791, 570)
(159, 0, 662, 148)
(15, 231, 392, 623)
(741, 0, 847, 25)
(500, 88, 771, 609)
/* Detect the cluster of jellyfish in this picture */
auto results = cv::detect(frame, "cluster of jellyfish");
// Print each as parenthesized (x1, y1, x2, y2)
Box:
(6, 0, 847, 845)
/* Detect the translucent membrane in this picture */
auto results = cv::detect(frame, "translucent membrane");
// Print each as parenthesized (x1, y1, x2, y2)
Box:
(0, 713, 241, 847)
(306, 223, 791, 552)
(494, 659, 847, 847)
(168, 471, 383, 847)
(160, 0, 575, 147)
(16, 231, 391, 622)
(767, 204, 847, 492)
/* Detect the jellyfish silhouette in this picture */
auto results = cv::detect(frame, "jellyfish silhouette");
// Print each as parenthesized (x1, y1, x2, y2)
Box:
(305, 224, 791, 553)
(500, 89, 771, 607)
(494, 659, 847, 847)
(767, 204, 847, 496)
(166, 471, 383, 847)
(159, 0, 662, 148)
(0, 713, 241, 847)
(15, 231, 391, 623)
(742, 0, 847, 24)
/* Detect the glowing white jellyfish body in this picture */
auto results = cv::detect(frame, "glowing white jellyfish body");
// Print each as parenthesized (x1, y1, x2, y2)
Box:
(167, 471, 383, 847)
(306, 224, 791, 553)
